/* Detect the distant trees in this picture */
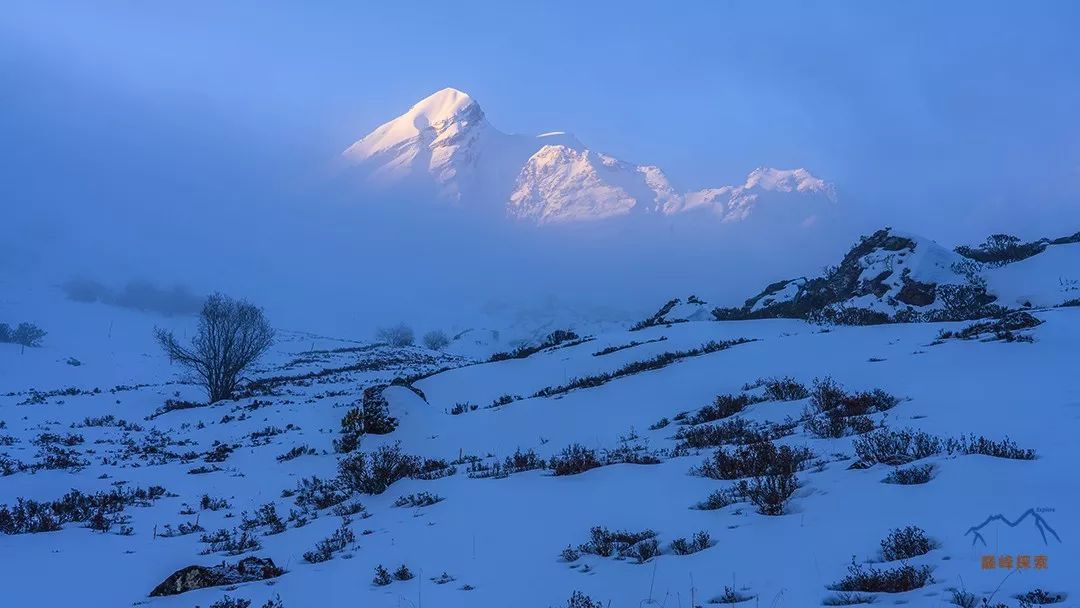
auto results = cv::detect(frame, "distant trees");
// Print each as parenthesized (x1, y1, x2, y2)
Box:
(422, 330, 450, 350)
(155, 294, 274, 403)
(0, 322, 47, 349)
(376, 323, 414, 347)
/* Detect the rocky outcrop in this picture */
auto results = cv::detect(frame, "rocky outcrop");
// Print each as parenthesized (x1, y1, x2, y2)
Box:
(712, 228, 1001, 324)
(149, 556, 283, 597)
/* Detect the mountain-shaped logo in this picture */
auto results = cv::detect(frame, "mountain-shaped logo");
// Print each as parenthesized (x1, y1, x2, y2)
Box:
(964, 508, 1062, 547)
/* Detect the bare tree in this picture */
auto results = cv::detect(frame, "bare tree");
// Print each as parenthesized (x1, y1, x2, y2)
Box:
(422, 329, 449, 350)
(155, 293, 274, 403)
(375, 323, 414, 347)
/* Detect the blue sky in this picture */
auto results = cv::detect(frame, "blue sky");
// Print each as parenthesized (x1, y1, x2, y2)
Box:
(3, 1, 1080, 329)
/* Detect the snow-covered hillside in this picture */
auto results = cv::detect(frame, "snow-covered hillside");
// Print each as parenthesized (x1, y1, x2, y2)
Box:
(342, 88, 835, 226)
(2, 247, 1077, 607)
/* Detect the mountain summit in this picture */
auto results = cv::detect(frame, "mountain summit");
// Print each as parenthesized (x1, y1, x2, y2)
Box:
(343, 88, 835, 225)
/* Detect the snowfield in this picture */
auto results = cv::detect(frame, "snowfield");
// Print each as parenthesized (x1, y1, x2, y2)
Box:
(1, 286, 1077, 608)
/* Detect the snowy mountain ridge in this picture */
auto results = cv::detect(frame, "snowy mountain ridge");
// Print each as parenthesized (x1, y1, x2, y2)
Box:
(343, 88, 835, 225)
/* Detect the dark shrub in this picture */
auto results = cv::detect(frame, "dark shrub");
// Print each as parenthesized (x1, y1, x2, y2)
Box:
(804, 378, 898, 438)
(933, 281, 1002, 321)
(210, 596, 251, 608)
(955, 233, 1046, 266)
(853, 428, 943, 466)
(822, 592, 876, 606)
(694, 487, 744, 510)
(241, 504, 286, 535)
(882, 464, 934, 485)
(626, 537, 660, 563)
(592, 336, 667, 356)
(579, 526, 658, 559)
(489, 329, 582, 361)
(276, 445, 316, 462)
(649, 417, 670, 430)
(335, 387, 398, 453)
(449, 402, 477, 415)
(533, 339, 754, 398)
(549, 444, 601, 476)
(0, 486, 167, 535)
(669, 531, 712, 555)
(291, 476, 349, 511)
(677, 418, 794, 449)
(712, 587, 755, 604)
(737, 472, 798, 516)
(503, 448, 546, 473)
(393, 564, 414, 581)
(760, 377, 810, 401)
(567, 591, 604, 608)
(200, 527, 262, 555)
(693, 441, 813, 480)
(880, 526, 935, 561)
(830, 560, 934, 593)
(560, 546, 580, 562)
(303, 520, 355, 563)
(1015, 589, 1066, 605)
(337, 443, 421, 495)
(688, 394, 757, 424)
(373, 565, 392, 586)
(489, 394, 519, 408)
(469, 448, 548, 479)
(393, 492, 443, 508)
(946, 434, 1036, 460)
(200, 495, 230, 511)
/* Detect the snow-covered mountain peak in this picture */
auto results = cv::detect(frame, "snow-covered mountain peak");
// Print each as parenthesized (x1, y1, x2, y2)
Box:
(343, 87, 483, 164)
(341, 88, 835, 224)
(508, 145, 683, 224)
(408, 87, 477, 124)
(744, 167, 833, 197)
(674, 167, 836, 222)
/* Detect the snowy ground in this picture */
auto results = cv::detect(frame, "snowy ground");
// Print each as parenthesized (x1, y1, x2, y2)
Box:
(1, 290, 1077, 608)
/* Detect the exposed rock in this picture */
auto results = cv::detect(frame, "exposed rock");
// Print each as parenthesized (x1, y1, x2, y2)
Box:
(149, 556, 283, 597)
(897, 272, 937, 306)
